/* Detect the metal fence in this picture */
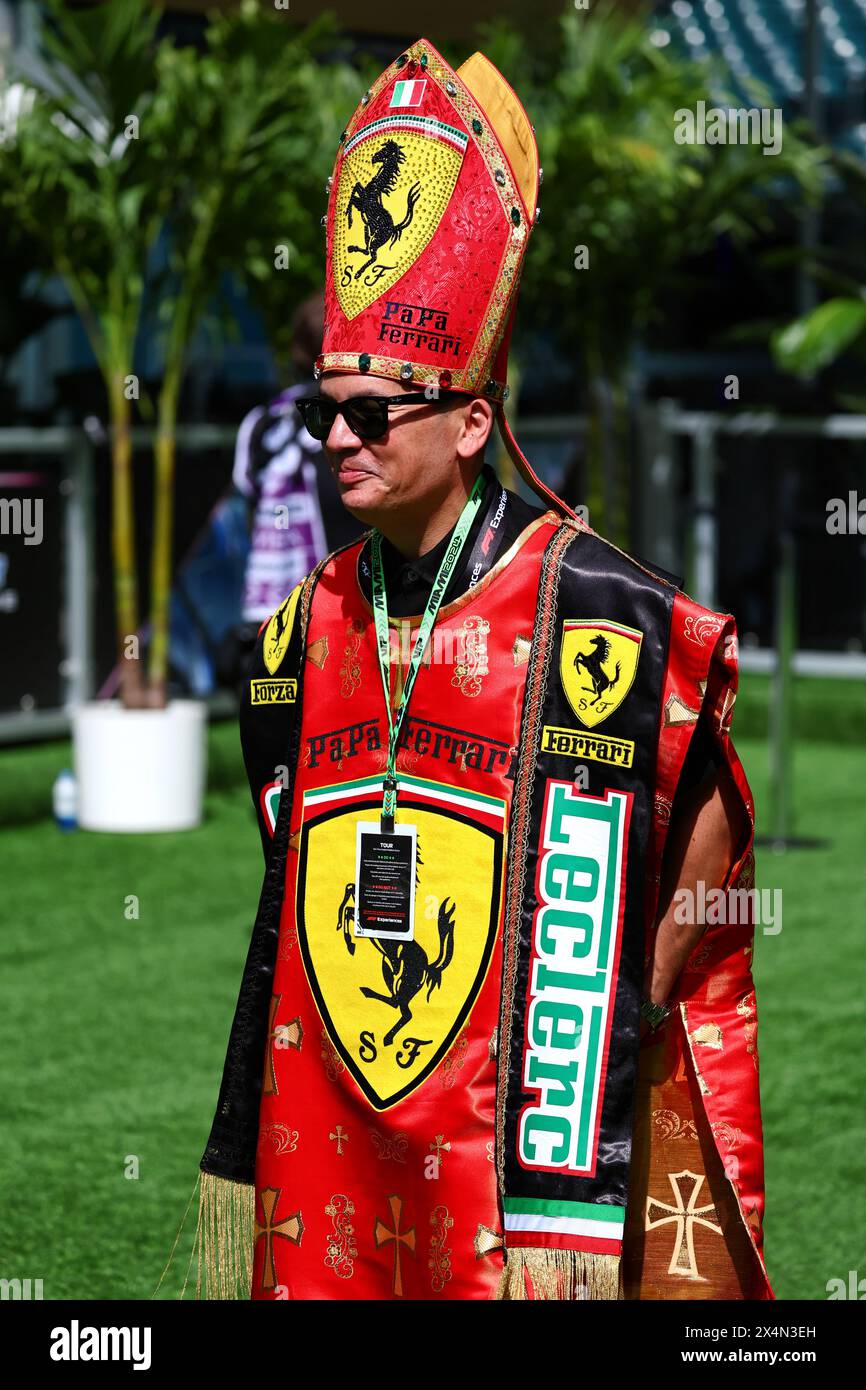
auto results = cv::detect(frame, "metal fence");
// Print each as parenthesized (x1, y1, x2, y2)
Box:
(0, 423, 237, 742)
(647, 401, 866, 842)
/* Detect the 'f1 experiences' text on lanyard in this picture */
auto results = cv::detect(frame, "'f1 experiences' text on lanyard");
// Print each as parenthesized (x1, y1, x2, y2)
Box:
(371, 473, 485, 833)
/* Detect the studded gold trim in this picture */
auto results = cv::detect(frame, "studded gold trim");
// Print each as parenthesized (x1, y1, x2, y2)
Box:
(318, 350, 508, 401)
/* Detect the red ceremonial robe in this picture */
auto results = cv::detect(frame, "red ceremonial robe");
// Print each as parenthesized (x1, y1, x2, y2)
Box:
(250, 514, 772, 1300)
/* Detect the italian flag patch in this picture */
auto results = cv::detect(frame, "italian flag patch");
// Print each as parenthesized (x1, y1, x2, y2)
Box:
(390, 79, 427, 108)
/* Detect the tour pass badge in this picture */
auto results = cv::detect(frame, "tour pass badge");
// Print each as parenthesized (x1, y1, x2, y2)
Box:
(354, 821, 417, 943)
(296, 774, 504, 1109)
(332, 115, 467, 320)
(560, 620, 643, 729)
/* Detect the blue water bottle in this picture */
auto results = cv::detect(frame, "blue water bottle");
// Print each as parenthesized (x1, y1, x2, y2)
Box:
(52, 768, 78, 832)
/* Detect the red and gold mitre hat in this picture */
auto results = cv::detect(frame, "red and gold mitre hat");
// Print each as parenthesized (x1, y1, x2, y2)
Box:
(316, 36, 573, 517)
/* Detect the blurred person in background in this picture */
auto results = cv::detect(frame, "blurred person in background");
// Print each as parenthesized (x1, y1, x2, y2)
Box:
(218, 292, 364, 684)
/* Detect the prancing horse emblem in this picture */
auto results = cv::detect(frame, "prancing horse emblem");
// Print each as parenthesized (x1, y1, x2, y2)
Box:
(336, 842, 456, 1047)
(334, 123, 464, 321)
(263, 582, 302, 675)
(573, 634, 621, 708)
(346, 139, 421, 280)
(296, 776, 503, 1110)
(347, 140, 425, 282)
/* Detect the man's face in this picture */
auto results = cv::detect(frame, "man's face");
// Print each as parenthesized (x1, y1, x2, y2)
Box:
(317, 372, 492, 524)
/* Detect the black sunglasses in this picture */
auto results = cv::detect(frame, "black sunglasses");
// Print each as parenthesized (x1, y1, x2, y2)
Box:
(295, 391, 451, 442)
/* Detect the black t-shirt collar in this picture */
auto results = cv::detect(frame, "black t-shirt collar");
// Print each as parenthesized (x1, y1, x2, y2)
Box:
(377, 462, 498, 590)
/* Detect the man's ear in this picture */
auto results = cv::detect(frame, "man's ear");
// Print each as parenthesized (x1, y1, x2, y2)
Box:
(456, 394, 495, 458)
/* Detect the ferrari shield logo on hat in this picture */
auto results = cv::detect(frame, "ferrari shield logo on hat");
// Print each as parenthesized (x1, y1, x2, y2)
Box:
(333, 116, 468, 320)
(560, 620, 643, 729)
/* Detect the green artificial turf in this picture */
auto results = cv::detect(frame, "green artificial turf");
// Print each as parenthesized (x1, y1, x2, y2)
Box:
(0, 732, 863, 1299)
(1, 669, 862, 832)
(0, 784, 261, 1300)
(746, 737, 866, 1301)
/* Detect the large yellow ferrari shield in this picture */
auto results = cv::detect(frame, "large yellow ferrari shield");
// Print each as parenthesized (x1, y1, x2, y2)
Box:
(296, 774, 504, 1110)
(332, 121, 467, 320)
(559, 619, 643, 729)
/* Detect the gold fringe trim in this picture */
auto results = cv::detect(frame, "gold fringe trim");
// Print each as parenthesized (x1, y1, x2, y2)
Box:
(191, 1171, 256, 1300)
(151, 1172, 201, 1300)
(495, 1248, 622, 1301)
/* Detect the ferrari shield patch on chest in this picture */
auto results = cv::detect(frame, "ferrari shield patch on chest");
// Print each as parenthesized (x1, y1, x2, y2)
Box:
(263, 582, 302, 675)
(560, 620, 643, 729)
(296, 773, 504, 1110)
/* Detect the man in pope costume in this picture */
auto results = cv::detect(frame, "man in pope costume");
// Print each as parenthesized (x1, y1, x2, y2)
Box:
(192, 37, 773, 1303)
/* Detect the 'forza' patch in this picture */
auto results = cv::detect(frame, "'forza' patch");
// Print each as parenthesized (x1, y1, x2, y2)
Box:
(250, 678, 298, 706)
(560, 620, 642, 729)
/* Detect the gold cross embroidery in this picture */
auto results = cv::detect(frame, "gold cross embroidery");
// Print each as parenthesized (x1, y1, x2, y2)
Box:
(330, 1124, 349, 1156)
(374, 1194, 416, 1297)
(255, 1187, 303, 1292)
(429, 1134, 451, 1169)
(645, 1170, 722, 1280)
(264, 996, 302, 1096)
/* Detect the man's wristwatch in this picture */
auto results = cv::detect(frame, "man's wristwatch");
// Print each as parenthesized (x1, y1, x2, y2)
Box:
(640, 997, 673, 1032)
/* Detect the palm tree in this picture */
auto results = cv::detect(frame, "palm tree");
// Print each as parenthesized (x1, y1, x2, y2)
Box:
(772, 152, 866, 394)
(141, 4, 371, 698)
(2, 0, 170, 705)
(478, 0, 826, 543)
(0, 0, 367, 706)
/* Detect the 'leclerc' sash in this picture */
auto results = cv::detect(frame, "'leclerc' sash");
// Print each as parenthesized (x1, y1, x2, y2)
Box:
(494, 523, 673, 1299)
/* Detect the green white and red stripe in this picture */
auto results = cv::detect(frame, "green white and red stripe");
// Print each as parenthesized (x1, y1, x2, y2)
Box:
(345, 115, 467, 157)
(503, 1197, 624, 1254)
(302, 772, 505, 832)
(390, 78, 427, 108)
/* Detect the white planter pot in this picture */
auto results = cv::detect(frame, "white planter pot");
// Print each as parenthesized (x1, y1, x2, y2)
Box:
(72, 699, 207, 832)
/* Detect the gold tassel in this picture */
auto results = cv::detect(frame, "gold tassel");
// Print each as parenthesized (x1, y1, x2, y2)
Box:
(495, 1248, 622, 1301)
(189, 1171, 256, 1300)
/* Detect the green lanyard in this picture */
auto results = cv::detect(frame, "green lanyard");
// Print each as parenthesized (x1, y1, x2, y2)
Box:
(371, 473, 486, 831)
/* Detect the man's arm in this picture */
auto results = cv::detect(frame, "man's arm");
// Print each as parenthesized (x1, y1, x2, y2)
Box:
(643, 760, 749, 1011)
